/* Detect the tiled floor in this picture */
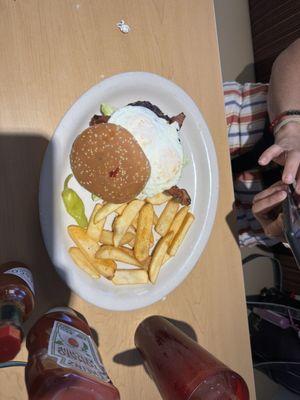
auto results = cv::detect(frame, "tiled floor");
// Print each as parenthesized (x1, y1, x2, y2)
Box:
(214, 1, 299, 399)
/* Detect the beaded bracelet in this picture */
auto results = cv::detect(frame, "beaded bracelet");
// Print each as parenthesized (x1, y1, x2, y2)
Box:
(270, 110, 300, 132)
(273, 116, 300, 135)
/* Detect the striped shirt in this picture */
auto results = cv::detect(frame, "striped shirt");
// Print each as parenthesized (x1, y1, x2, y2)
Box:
(224, 82, 279, 247)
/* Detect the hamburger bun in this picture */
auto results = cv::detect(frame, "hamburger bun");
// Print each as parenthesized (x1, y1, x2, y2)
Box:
(70, 123, 151, 203)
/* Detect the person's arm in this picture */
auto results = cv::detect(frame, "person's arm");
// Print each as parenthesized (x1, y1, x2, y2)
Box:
(268, 39, 300, 119)
(258, 39, 300, 192)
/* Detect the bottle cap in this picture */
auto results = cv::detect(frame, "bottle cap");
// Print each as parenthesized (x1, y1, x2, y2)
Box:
(0, 325, 21, 362)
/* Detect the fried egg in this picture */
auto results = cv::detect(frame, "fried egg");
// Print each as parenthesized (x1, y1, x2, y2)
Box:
(109, 105, 183, 198)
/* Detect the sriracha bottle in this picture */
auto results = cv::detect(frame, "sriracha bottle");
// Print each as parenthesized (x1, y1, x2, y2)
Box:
(25, 307, 120, 400)
(135, 316, 249, 400)
(0, 261, 35, 362)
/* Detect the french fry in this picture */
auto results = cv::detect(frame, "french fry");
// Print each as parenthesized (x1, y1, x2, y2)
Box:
(155, 200, 180, 236)
(163, 253, 171, 265)
(142, 255, 152, 271)
(87, 204, 105, 241)
(119, 247, 151, 269)
(134, 203, 154, 262)
(150, 232, 154, 246)
(94, 202, 126, 223)
(68, 247, 100, 279)
(168, 213, 195, 256)
(119, 232, 137, 247)
(120, 247, 134, 255)
(149, 231, 173, 283)
(115, 203, 127, 215)
(112, 269, 148, 285)
(96, 245, 142, 267)
(99, 230, 114, 245)
(132, 208, 157, 229)
(68, 226, 100, 260)
(146, 192, 172, 205)
(168, 206, 189, 239)
(132, 212, 157, 228)
(132, 219, 156, 238)
(153, 211, 159, 225)
(113, 200, 144, 246)
(128, 225, 136, 234)
(132, 214, 138, 230)
(99, 230, 135, 246)
(128, 237, 136, 248)
(91, 258, 116, 279)
(68, 229, 116, 279)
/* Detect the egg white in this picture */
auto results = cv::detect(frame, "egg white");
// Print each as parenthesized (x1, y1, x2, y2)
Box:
(109, 105, 183, 198)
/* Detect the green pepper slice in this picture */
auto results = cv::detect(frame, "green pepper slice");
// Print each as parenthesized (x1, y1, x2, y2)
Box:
(61, 174, 88, 228)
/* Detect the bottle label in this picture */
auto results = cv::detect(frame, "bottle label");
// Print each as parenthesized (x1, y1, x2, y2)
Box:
(4, 267, 35, 294)
(48, 321, 110, 383)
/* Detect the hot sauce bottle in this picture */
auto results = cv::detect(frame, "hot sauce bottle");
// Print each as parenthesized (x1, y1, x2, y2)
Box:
(0, 261, 35, 362)
(25, 307, 120, 400)
(135, 316, 249, 400)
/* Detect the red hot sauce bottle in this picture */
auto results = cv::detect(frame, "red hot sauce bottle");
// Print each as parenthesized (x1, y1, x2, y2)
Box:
(0, 261, 35, 362)
(135, 316, 249, 400)
(25, 307, 121, 400)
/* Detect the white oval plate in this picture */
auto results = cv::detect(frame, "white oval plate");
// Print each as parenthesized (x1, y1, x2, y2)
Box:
(39, 72, 219, 311)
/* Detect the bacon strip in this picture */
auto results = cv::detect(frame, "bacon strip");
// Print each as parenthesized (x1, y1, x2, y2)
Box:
(164, 186, 191, 206)
(89, 114, 109, 126)
(169, 112, 186, 128)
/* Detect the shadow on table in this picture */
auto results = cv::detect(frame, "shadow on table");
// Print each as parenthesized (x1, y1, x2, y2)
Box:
(113, 317, 198, 369)
(0, 132, 71, 335)
(225, 205, 239, 247)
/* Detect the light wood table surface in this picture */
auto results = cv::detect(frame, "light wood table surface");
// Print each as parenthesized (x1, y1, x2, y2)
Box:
(0, 0, 256, 398)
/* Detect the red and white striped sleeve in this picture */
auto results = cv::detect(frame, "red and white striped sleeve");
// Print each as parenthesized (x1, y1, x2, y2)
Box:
(223, 82, 269, 156)
(223, 82, 280, 247)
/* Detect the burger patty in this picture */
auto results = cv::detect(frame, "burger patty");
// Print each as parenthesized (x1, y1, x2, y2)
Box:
(89, 101, 186, 129)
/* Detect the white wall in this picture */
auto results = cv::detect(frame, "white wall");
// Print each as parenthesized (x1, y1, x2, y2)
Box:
(214, 0, 255, 82)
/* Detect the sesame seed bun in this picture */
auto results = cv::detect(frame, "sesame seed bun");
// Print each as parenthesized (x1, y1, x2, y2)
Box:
(70, 123, 151, 203)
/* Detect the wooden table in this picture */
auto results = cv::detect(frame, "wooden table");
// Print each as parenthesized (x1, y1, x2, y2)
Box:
(0, 1, 256, 398)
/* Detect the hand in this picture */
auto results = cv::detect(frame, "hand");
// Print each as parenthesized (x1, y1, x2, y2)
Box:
(252, 182, 288, 241)
(258, 123, 300, 193)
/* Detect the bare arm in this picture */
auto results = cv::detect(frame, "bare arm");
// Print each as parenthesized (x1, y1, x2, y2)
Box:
(259, 39, 300, 192)
(268, 39, 300, 119)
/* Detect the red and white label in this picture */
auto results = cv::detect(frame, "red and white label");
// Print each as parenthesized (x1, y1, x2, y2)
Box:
(48, 320, 110, 382)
